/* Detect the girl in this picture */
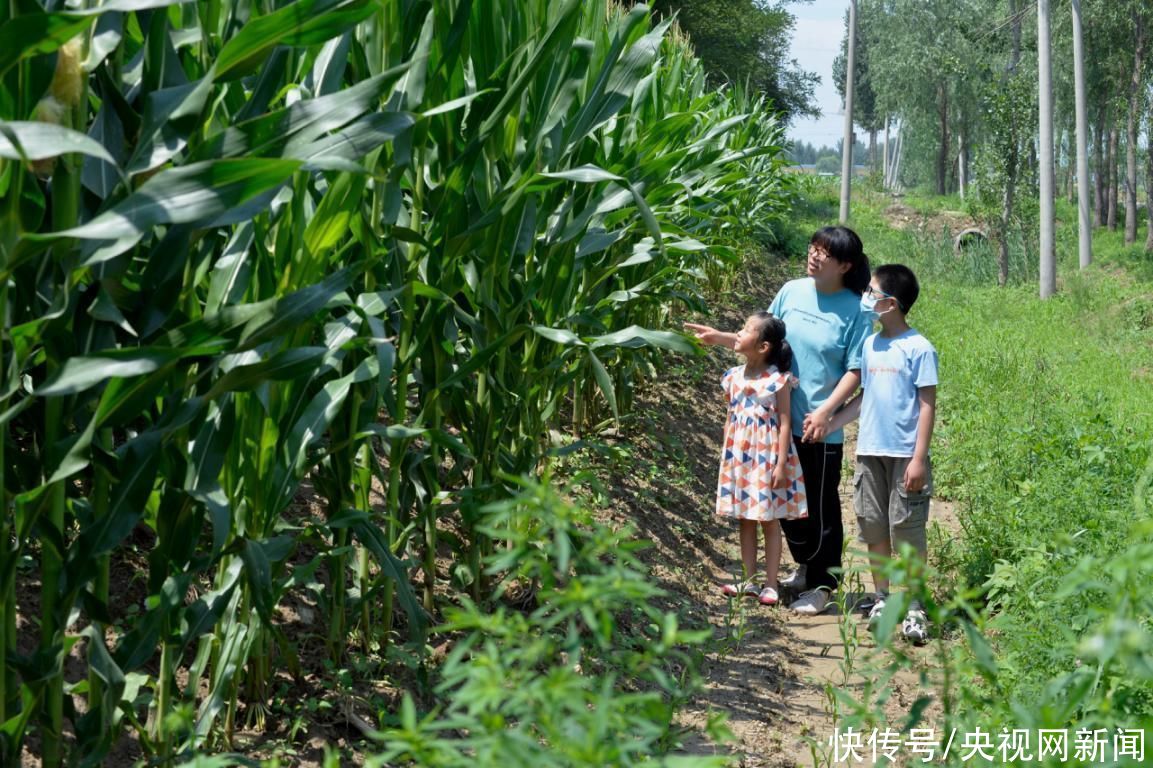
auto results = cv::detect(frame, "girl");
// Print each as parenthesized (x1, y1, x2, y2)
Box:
(716, 312, 807, 606)
(688, 225, 871, 615)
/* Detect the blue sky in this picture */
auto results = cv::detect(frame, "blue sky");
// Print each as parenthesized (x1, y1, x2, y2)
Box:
(785, 1, 849, 150)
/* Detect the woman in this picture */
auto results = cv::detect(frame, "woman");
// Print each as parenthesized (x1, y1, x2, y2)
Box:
(686, 225, 872, 614)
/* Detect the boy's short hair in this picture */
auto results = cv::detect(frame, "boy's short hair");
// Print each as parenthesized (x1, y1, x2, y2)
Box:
(874, 264, 920, 314)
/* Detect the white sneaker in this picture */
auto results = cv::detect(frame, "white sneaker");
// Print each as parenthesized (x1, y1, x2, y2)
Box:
(791, 588, 831, 615)
(867, 597, 887, 625)
(902, 608, 929, 645)
(780, 564, 807, 590)
(758, 586, 780, 606)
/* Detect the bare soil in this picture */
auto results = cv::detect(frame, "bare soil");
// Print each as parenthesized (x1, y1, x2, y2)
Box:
(883, 199, 981, 240)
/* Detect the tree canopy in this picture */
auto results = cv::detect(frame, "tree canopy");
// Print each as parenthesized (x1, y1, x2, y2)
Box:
(647, 0, 820, 120)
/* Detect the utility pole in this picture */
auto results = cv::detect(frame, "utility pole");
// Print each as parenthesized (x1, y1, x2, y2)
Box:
(1038, 0, 1056, 297)
(1072, 0, 1092, 268)
(839, 0, 857, 224)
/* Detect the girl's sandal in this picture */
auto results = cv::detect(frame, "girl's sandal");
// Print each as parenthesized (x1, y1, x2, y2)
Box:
(721, 581, 759, 598)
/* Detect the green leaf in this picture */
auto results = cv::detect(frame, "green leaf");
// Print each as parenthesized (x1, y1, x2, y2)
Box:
(477, 0, 583, 139)
(0, 13, 91, 76)
(963, 620, 1000, 681)
(588, 325, 695, 353)
(214, 0, 378, 81)
(329, 508, 427, 634)
(531, 326, 585, 347)
(192, 66, 411, 162)
(439, 327, 529, 388)
(0, 121, 120, 169)
(126, 78, 216, 174)
(81, 626, 126, 735)
(240, 539, 275, 623)
(193, 612, 253, 744)
(35, 349, 181, 397)
(180, 559, 242, 649)
(0, 687, 38, 748)
(540, 165, 622, 183)
(52, 159, 301, 242)
(587, 349, 619, 420)
(205, 347, 328, 399)
(238, 266, 357, 348)
(82, 432, 161, 558)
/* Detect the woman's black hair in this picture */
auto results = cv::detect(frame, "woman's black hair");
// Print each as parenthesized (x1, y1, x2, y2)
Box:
(752, 312, 793, 372)
(810, 225, 871, 295)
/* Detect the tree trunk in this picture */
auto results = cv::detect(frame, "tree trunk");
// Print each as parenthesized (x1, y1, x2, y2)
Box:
(869, 129, 877, 173)
(882, 117, 890, 189)
(936, 84, 948, 195)
(1009, 0, 1021, 71)
(1037, 0, 1055, 298)
(957, 132, 966, 199)
(999, 0, 1021, 288)
(1107, 125, 1119, 230)
(1146, 108, 1153, 252)
(1065, 128, 1075, 204)
(890, 123, 905, 192)
(1072, 0, 1092, 267)
(1094, 105, 1107, 226)
(1124, 12, 1145, 245)
(1000, 176, 1015, 287)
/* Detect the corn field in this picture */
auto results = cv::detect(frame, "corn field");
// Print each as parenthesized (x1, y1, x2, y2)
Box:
(0, 0, 789, 762)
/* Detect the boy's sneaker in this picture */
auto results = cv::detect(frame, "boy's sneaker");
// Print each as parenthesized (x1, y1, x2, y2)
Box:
(790, 588, 831, 615)
(780, 565, 807, 590)
(758, 586, 780, 606)
(866, 597, 887, 625)
(721, 581, 759, 598)
(902, 608, 929, 645)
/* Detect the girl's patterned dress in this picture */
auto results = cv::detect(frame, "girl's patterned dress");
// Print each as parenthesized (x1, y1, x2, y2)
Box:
(716, 365, 808, 521)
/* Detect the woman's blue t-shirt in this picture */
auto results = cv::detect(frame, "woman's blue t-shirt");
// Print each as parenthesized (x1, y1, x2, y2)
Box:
(768, 277, 871, 444)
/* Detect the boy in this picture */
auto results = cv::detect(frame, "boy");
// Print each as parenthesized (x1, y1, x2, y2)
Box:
(818, 264, 938, 644)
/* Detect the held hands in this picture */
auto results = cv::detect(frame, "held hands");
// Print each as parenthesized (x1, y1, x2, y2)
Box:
(903, 457, 929, 493)
(801, 407, 833, 442)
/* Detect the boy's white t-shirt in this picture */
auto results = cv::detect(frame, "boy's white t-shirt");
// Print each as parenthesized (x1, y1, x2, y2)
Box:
(858, 328, 939, 457)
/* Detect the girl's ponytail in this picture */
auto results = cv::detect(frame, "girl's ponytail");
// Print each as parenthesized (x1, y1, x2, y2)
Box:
(772, 339, 794, 373)
(754, 313, 793, 372)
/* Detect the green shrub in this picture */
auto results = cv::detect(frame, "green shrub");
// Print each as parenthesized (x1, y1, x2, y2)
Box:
(366, 475, 728, 767)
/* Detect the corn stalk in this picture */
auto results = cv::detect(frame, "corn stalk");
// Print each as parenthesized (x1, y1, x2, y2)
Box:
(0, 0, 788, 762)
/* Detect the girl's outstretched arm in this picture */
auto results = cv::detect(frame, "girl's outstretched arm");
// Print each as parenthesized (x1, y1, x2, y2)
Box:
(683, 322, 737, 349)
(771, 386, 793, 488)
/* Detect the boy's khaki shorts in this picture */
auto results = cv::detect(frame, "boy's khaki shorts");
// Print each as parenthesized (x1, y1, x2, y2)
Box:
(853, 455, 932, 555)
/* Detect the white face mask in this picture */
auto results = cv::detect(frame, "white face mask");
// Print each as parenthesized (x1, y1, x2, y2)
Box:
(860, 293, 893, 320)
